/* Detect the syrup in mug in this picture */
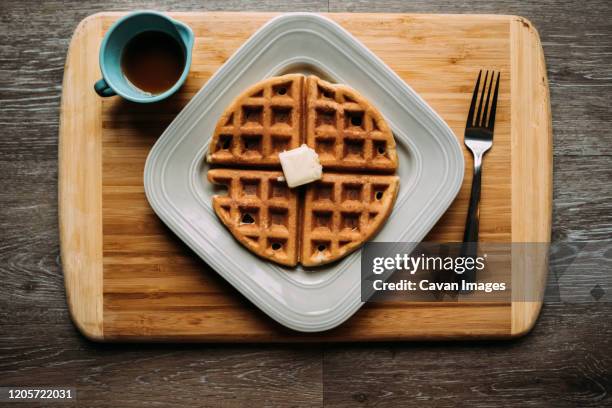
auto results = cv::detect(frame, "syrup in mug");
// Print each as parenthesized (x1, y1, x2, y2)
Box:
(121, 31, 185, 95)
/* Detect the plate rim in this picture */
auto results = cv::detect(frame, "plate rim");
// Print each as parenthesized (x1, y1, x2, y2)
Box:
(144, 12, 465, 332)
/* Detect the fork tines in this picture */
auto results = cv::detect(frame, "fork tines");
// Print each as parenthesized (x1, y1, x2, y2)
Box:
(466, 70, 500, 132)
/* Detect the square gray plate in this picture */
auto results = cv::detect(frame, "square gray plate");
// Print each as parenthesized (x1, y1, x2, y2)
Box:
(144, 13, 464, 332)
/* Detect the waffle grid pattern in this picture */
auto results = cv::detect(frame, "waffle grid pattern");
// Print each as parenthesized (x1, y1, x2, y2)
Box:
(209, 75, 303, 166)
(306, 78, 397, 171)
(208, 169, 299, 266)
(208, 75, 399, 266)
(302, 174, 398, 266)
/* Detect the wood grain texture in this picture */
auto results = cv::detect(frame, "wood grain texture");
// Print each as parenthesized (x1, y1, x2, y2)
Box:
(55, 11, 551, 341)
(509, 16, 552, 335)
(322, 305, 612, 408)
(59, 13, 104, 340)
(1, 0, 611, 407)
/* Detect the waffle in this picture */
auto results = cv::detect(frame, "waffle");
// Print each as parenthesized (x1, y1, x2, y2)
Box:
(207, 74, 304, 167)
(301, 173, 399, 266)
(207, 169, 299, 266)
(207, 74, 397, 172)
(207, 75, 400, 267)
(305, 76, 398, 172)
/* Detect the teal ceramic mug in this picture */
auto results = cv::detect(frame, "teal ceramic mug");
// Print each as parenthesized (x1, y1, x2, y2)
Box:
(94, 11, 194, 103)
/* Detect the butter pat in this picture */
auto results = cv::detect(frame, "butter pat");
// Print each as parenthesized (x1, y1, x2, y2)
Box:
(279, 144, 322, 188)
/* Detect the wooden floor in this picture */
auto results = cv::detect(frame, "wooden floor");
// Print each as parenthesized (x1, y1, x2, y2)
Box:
(0, 0, 610, 407)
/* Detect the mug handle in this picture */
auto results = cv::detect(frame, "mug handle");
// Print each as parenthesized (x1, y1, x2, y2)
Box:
(173, 20, 195, 52)
(94, 78, 116, 97)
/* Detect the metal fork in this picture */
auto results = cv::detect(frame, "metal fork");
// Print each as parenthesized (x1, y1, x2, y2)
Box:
(459, 70, 500, 287)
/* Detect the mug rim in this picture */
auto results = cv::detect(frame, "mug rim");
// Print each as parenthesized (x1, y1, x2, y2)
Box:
(99, 10, 193, 103)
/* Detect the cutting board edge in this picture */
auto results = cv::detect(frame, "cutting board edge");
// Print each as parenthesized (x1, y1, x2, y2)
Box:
(59, 14, 105, 341)
(509, 16, 552, 337)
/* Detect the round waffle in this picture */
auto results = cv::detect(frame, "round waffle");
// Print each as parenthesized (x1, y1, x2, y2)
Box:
(207, 74, 399, 266)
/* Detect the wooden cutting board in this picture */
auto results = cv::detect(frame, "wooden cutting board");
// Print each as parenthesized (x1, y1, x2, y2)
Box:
(59, 12, 551, 341)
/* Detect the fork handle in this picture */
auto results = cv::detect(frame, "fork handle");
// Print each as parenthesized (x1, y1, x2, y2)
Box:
(458, 153, 483, 291)
(464, 153, 482, 243)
